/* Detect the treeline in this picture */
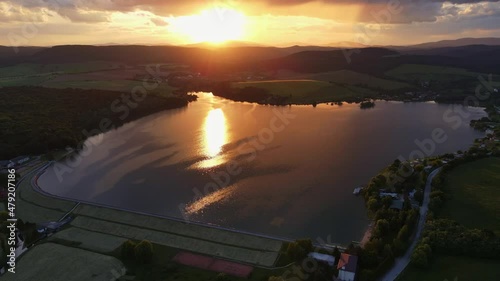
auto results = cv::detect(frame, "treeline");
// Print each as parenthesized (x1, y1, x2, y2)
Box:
(355, 163, 422, 281)
(0, 86, 191, 159)
(424, 219, 499, 258)
(209, 82, 290, 105)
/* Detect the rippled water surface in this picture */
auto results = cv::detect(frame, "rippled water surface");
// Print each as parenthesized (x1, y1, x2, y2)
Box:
(39, 93, 486, 244)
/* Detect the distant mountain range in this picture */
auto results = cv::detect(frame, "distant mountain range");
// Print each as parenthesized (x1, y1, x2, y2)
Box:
(1, 37, 500, 75)
(403, 37, 500, 49)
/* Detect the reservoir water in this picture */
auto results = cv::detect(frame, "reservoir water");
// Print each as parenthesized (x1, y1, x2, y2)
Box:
(38, 93, 486, 244)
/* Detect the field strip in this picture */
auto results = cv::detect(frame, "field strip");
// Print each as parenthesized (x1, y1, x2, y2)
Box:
(16, 174, 75, 222)
(74, 204, 283, 252)
(71, 216, 280, 266)
(50, 227, 127, 253)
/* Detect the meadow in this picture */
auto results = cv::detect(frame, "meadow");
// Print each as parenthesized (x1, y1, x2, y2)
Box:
(232, 79, 376, 104)
(440, 157, 500, 233)
(398, 254, 500, 281)
(385, 64, 481, 82)
(1, 243, 125, 281)
(305, 70, 412, 90)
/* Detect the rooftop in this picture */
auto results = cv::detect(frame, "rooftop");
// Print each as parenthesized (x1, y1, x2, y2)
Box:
(337, 253, 358, 273)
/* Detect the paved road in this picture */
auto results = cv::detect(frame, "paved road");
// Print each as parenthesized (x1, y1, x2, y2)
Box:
(380, 167, 442, 281)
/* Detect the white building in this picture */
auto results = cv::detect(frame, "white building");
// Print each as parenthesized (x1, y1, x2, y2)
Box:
(8, 156, 30, 167)
(308, 252, 335, 267)
(337, 253, 358, 281)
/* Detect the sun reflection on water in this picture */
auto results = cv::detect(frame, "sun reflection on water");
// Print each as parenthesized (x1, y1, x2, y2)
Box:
(204, 108, 227, 157)
(195, 108, 229, 169)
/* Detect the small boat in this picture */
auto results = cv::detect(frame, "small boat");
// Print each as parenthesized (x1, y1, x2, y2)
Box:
(353, 187, 363, 195)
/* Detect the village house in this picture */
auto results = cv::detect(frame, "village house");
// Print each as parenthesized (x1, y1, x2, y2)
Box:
(337, 253, 358, 281)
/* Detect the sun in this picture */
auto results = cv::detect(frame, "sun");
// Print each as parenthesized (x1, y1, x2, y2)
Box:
(171, 8, 247, 44)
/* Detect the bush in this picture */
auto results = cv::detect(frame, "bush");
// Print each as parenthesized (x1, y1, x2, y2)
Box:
(134, 240, 154, 264)
(286, 239, 313, 261)
(121, 240, 136, 260)
(359, 269, 376, 281)
(411, 243, 432, 268)
(215, 273, 231, 281)
(411, 248, 429, 268)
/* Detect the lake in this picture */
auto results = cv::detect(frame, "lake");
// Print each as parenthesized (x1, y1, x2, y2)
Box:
(38, 93, 486, 245)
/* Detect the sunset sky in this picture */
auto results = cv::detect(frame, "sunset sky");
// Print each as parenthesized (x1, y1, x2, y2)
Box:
(1, 0, 499, 47)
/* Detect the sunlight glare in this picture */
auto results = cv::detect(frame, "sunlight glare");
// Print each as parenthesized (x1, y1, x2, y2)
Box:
(204, 108, 227, 158)
(171, 8, 246, 44)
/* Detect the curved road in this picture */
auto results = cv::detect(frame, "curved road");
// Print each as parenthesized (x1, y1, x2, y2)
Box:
(380, 167, 442, 281)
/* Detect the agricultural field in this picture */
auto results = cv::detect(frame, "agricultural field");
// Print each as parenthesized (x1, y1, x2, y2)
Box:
(385, 64, 481, 82)
(115, 242, 289, 281)
(2, 243, 125, 281)
(41, 79, 175, 95)
(0, 62, 120, 78)
(233, 79, 331, 96)
(70, 215, 281, 266)
(0, 62, 177, 96)
(232, 79, 375, 103)
(75, 204, 283, 253)
(440, 157, 500, 233)
(398, 254, 500, 281)
(305, 70, 412, 90)
(0, 74, 56, 87)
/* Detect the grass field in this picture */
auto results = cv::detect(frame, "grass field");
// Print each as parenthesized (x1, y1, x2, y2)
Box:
(233, 79, 374, 103)
(306, 70, 412, 90)
(385, 64, 480, 82)
(0, 74, 55, 87)
(2, 243, 125, 281)
(40, 79, 176, 97)
(0, 62, 119, 78)
(398, 254, 500, 281)
(116, 242, 289, 281)
(233, 80, 331, 96)
(70, 214, 280, 266)
(440, 157, 500, 233)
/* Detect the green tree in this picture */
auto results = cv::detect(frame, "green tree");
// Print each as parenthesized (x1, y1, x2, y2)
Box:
(375, 219, 390, 237)
(429, 197, 443, 212)
(268, 276, 285, 281)
(397, 225, 410, 242)
(381, 196, 393, 208)
(411, 249, 429, 268)
(383, 244, 394, 259)
(359, 269, 375, 281)
(121, 240, 136, 260)
(134, 240, 154, 264)
(367, 198, 379, 212)
(287, 239, 312, 261)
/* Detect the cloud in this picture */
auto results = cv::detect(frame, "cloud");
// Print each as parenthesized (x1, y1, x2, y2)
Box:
(56, 8, 110, 23)
(150, 17, 168, 26)
(0, 2, 48, 22)
(3, 0, 500, 23)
